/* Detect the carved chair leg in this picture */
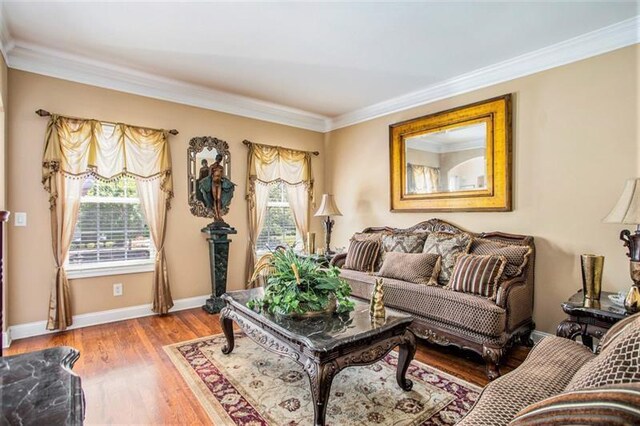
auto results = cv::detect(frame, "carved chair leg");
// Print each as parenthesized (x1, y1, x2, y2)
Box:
(482, 345, 505, 381)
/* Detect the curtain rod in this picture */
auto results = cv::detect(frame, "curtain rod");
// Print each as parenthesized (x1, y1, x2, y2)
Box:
(242, 139, 319, 156)
(35, 109, 179, 136)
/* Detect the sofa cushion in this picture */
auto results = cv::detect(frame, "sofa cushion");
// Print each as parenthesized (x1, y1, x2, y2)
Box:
(449, 254, 507, 299)
(343, 239, 380, 272)
(377, 232, 428, 271)
(340, 269, 507, 337)
(423, 232, 472, 285)
(457, 336, 595, 426)
(377, 252, 440, 286)
(509, 383, 640, 426)
(566, 316, 640, 391)
(470, 237, 532, 278)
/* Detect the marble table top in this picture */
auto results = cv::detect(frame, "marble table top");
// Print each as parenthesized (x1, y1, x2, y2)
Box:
(1, 346, 84, 425)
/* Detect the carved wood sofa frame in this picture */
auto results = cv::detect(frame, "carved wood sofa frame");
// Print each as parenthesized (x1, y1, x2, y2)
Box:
(331, 219, 535, 379)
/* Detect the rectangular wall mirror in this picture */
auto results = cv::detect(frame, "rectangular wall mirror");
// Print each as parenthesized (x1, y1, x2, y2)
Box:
(390, 94, 512, 212)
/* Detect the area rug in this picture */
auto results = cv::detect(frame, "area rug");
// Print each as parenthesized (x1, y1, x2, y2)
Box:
(164, 333, 482, 425)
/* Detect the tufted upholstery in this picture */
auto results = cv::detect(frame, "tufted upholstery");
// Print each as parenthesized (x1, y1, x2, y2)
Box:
(458, 336, 595, 426)
(341, 269, 507, 337)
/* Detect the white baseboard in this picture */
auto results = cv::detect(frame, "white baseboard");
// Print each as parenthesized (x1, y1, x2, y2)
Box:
(7, 294, 209, 345)
(531, 329, 553, 344)
(2, 330, 11, 349)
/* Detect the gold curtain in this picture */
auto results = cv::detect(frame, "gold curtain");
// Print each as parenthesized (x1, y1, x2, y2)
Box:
(245, 142, 313, 287)
(42, 115, 174, 330)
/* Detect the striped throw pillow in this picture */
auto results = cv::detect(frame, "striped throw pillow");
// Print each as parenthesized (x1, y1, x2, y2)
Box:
(344, 239, 381, 272)
(448, 254, 506, 299)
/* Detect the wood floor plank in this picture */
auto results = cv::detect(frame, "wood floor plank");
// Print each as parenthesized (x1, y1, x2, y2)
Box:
(5, 308, 530, 424)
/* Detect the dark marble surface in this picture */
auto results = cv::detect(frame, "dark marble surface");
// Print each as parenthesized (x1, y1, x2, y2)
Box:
(223, 287, 413, 352)
(562, 290, 627, 320)
(0, 346, 84, 425)
(202, 224, 237, 314)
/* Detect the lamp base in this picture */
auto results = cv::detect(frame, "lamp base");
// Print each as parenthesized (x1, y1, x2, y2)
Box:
(322, 216, 335, 255)
(620, 227, 640, 262)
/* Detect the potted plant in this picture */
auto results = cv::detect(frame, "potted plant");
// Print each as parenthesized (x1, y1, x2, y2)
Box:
(247, 248, 355, 317)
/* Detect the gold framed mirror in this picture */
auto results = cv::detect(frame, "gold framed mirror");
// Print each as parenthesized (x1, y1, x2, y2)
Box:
(390, 94, 512, 212)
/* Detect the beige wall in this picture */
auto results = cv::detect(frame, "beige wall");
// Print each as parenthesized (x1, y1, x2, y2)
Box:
(326, 45, 639, 334)
(7, 70, 324, 325)
(1, 53, 7, 334)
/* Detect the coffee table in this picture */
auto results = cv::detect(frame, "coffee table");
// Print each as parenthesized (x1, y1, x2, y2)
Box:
(219, 288, 416, 426)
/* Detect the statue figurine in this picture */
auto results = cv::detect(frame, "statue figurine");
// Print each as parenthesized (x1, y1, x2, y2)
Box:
(198, 153, 236, 224)
(370, 278, 386, 320)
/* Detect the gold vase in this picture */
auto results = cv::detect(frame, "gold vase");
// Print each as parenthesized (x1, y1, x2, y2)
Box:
(581, 254, 604, 303)
(306, 232, 316, 255)
(624, 285, 640, 314)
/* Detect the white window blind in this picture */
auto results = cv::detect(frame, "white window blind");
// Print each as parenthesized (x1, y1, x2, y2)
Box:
(256, 182, 299, 253)
(68, 176, 154, 271)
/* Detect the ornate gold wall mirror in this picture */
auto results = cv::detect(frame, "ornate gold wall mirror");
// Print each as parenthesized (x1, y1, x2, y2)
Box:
(390, 94, 512, 212)
(188, 136, 232, 218)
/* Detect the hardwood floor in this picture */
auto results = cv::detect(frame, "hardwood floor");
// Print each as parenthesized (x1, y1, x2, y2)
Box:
(5, 308, 530, 425)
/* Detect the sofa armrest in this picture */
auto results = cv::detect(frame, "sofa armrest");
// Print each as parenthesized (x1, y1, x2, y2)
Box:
(330, 253, 347, 268)
(510, 383, 640, 425)
(495, 276, 526, 308)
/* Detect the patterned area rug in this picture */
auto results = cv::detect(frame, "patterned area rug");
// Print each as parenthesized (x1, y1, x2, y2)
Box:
(164, 333, 481, 425)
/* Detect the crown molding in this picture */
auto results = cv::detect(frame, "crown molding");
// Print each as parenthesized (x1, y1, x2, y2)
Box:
(1, 15, 638, 133)
(329, 15, 640, 131)
(0, 4, 15, 64)
(5, 41, 331, 132)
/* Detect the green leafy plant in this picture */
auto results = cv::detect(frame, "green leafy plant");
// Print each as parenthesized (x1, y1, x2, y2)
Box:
(248, 248, 355, 316)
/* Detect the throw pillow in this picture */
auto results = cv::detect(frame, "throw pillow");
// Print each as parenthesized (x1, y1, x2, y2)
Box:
(377, 252, 441, 286)
(343, 239, 381, 272)
(597, 313, 640, 354)
(448, 254, 507, 299)
(376, 232, 428, 272)
(566, 316, 640, 391)
(470, 237, 532, 278)
(422, 232, 472, 285)
(510, 383, 640, 426)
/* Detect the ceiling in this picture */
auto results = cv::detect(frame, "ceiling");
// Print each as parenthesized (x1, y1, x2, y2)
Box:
(0, 1, 638, 131)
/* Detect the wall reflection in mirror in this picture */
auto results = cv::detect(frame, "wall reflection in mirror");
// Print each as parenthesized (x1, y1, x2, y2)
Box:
(405, 121, 487, 195)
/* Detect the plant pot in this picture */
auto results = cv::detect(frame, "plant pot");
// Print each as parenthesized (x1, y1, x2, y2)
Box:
(281, 296, 337, 319)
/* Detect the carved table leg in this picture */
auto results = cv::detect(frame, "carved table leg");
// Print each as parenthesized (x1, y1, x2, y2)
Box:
(396, 330, 416, 391)
(556, 319, 584, 342)
(305, 361, 337, 426)
(220, 307, 235, 355)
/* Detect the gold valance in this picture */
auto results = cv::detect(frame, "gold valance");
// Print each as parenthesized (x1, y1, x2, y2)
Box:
(42, 115, 173, 207)
(246, 141, 313, 187)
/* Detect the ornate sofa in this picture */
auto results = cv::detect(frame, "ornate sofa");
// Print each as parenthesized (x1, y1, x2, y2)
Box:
(459, 313, 640, 425)
(331, 219, 535, 379)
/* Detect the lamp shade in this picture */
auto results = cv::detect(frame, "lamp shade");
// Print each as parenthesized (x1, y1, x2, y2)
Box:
(314, 194, 342, 217)
(604, 178, 640, 224)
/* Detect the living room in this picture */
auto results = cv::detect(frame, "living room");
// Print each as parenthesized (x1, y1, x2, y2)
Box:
(0, 2, 638, 425)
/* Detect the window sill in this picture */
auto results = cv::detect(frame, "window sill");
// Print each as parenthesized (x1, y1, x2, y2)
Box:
(66, 262, 155, 279)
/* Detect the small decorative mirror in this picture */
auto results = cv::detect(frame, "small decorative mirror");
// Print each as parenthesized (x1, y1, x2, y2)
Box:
(188, 136, 232, 218)
(390, 94, 512, 212)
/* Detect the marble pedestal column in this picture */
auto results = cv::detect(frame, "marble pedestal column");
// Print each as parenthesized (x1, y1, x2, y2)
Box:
(202, 221, 237, 314)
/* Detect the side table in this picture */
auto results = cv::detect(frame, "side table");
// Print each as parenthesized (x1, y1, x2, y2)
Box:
(556, 290, 627, 350)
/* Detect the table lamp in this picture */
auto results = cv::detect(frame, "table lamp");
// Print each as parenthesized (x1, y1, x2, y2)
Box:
(604, 178, 640, 312)
(314, 194, 342, 255)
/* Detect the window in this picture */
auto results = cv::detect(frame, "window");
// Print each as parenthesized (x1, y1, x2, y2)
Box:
(256, 182, 299, 253)
(67, 176, 154, 277)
